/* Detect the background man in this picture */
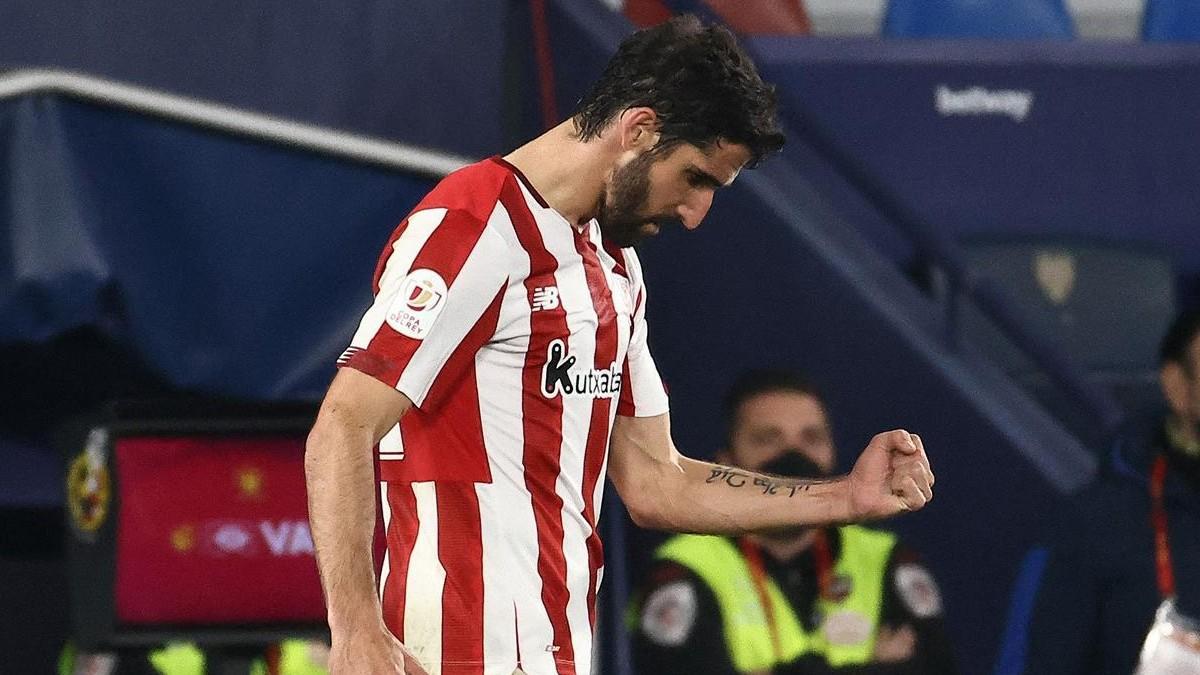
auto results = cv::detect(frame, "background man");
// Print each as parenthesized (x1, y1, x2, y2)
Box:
(1024, 308, 1200, 673)
(632, 369, 955, 674)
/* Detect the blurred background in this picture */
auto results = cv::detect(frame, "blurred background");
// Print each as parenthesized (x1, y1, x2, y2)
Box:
(2, 0, 1198, 673)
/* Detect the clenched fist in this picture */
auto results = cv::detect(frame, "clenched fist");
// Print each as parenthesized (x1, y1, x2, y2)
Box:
(846, 430, 934, 520)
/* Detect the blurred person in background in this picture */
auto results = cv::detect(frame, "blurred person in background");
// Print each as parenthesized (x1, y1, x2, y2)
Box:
(630, 370, 955, 674)
(304, 15, 934, 675)
(58, 639, 329, 675)
(1024, 308, 1200, 674)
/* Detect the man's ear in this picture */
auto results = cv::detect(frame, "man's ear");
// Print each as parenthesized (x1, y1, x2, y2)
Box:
(618, 107, 660, 151)
(1162, 362, 1190, 418)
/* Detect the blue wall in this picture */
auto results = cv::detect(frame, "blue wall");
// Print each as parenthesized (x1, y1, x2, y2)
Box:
(747, 38, 1200, 303)
(0, 0, 513, 157)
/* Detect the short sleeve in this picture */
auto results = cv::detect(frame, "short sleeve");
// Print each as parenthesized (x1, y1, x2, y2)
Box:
(617, 251, 669, 417)
(338, 207, 509, 409)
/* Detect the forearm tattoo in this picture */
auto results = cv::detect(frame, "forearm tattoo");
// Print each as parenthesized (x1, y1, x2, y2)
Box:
(705, 466, 834, 498)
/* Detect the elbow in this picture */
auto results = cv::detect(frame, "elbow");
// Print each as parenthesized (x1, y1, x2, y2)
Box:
(624, 494, 661, 530)
(304, 411, 377, 483)
(621, 479, 675, 530)
(611, 460, 658, 529)
(611, 445, 684, 531)
(303, 429, 324, 481)
(304, 419, 340, 479)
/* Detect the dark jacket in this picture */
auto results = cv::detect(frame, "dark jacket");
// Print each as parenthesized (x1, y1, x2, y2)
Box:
(1024, 413, 1200, 675)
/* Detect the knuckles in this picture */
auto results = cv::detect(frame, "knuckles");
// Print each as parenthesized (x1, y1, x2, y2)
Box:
(872, 429, 918, 451)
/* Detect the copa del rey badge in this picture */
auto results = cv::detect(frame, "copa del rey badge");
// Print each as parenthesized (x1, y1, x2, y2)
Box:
(387, 268, 448, 339)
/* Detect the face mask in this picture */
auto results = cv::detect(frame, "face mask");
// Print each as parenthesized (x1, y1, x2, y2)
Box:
(750, 450, 830, 545)
(758, 450, 828, 480)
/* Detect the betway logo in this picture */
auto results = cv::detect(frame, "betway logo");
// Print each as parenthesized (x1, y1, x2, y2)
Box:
(935, 85, 1034, 122)
(541, 339, 621, 399)
(207, 519, 314, 557)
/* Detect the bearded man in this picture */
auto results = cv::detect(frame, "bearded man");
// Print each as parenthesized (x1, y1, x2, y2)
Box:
(304, 16, 935, 675)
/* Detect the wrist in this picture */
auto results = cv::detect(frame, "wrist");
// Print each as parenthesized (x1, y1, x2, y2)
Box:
(327, 605, 387, 638)
(828, 476, 854, 523)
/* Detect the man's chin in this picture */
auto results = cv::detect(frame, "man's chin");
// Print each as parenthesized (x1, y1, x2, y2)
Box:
(603, 222, 660, 248)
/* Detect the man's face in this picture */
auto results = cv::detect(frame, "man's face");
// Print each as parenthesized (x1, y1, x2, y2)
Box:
(727, 390, 836, 476)
(1163, 335, 1200, 442)
(597, 139, 751, 248)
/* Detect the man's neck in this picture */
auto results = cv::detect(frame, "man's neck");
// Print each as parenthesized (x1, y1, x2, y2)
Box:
(503, 121, 614, 228)
(750, 529, 819, 563)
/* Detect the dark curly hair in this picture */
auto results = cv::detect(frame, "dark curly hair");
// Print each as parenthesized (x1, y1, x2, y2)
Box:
(571, 15, 785, 166)
(723, 369, 828, 444)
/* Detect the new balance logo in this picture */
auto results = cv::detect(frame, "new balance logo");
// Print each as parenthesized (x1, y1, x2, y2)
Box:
(531, 286, 560, 311)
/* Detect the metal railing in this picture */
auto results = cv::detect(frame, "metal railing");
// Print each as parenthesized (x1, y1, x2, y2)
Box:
(0, 68, 472, 177)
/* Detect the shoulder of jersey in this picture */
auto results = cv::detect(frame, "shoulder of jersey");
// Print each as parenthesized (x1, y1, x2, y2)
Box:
(414, 158, 514, 225)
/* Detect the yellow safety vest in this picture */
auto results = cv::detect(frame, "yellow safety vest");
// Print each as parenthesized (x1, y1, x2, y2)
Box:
(61, 639, 326, 675)
(653, 526, 895, 673)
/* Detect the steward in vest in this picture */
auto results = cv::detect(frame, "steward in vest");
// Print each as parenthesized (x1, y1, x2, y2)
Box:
(631, 370, 955, 674)
(59, 639, 329, 675)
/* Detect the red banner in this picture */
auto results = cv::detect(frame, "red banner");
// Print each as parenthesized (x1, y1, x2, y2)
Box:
(114, 436, 326, 625)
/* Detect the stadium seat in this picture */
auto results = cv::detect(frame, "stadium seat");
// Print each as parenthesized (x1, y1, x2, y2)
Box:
(883, 0, 1076, 39)
(702, 0, 812, 36)
(624, 0, 673, 28)
(955, 238, 1175, 374)
(651, 0, 811, 36)
(936, 237, 1175, 427)
(1143, 0, 1200, 42)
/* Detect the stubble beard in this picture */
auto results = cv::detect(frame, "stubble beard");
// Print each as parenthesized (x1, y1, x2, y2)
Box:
(596, 152, 670, 248)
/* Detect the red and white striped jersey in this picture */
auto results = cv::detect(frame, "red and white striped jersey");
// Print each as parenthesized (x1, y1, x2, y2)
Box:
(337, 157, 669, 675)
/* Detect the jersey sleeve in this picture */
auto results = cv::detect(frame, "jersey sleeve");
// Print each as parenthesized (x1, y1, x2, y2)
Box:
(617, 250, 670, 417)
(338, 207, 510, 409)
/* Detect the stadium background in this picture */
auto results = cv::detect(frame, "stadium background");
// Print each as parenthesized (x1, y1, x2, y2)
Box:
(2, 0, 1198, 672)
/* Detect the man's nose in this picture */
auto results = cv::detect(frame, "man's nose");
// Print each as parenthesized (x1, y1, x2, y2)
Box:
(677, 190, 714, 230)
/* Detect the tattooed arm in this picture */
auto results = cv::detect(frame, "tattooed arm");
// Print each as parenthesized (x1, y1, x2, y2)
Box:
(608, 412, 933, 533)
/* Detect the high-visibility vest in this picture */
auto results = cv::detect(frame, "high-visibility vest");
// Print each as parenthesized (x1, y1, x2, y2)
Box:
(653, 526, 895, 673)
(60, 639, 327, 675)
